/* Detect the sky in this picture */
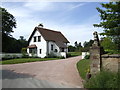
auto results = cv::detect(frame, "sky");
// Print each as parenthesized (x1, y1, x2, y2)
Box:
(1, 1, 109, 46)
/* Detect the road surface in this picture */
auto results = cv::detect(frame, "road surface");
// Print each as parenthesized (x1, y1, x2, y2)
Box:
(1, 56, 83, 88)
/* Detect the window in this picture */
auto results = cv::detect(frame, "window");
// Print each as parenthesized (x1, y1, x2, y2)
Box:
(38, 36, 41, 42)
(34, 37, 36, 42)
(61, 48, 64, 52)
(54, 49, 58, 52)
(40, 49, 42, 54)
(51, 44, 53, 50)
(29, 48, 37, 54)
(29, 48, 32, 53)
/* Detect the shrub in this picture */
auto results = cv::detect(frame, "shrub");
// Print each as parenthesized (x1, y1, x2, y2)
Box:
(2, 55, 12, 60)
(12, 55, 20, 59)
(104, 49, 120, 54)
(21, 48, 27, 54)
(58, 56, 65, 59)
(84, 55, 90, 59)
(2, 54, 21, 61)
(22, 54, 29, 58)
(81, 47, 89, 52)
(21, 48, 28, 58)
(84, 71, 118, 88)
(47, 52, 57, 58)
(66, 53, 72, 58)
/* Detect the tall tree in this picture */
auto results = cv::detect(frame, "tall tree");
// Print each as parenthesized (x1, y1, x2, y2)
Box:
(78, 42, 82, 48)
(101, 37, 117, 50)
(1, 7, 16, 36)
(74, 41, 78, 47)
(18, 36, 28, 48)
(68, 45, 76, 52)
(83, 40, 94, 48)
(93, 2, 120, 51)
(1, 7, 17, 52)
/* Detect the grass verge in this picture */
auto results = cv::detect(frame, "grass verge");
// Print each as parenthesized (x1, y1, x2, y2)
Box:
(0, 58, 59, 65)
(77, 59, 91, 80)
(77, 59, 119, 88)
(68, 52, 81, 57)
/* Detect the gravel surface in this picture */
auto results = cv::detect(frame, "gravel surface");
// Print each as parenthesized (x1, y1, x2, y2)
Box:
(2, 56, 83, 88)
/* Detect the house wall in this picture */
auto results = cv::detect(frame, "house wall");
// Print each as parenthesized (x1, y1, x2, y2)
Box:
(27, 30, 68, 58)
(28, 30, 47, 58)
(47, 41, 68, 58)
(47, 41, 61, 56)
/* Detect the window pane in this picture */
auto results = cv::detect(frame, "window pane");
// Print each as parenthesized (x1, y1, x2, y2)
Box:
(62, 48, 64, 52)
(40, 49, 42, 54)
(29, 48, 32, 53)
(55, 49, 58, 52)
(38, 36, 41, 42)
(51, 44, 53, 50)
(34, 37, 36, 42)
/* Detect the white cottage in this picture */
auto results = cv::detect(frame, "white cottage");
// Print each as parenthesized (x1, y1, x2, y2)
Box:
(27, 26, 69, 58)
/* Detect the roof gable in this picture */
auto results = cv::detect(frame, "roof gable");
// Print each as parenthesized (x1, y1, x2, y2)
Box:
(28, 27, 69, 44)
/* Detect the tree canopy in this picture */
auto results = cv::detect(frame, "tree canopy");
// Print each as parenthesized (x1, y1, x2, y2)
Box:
(93, 2, 120, 51)
(101, 37, 117, 50)
(1, 7, 16, 36)
(1, 7, 28, 53)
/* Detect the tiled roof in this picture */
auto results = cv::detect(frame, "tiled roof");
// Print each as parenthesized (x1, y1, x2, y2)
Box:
(37, 27, 69, 43)
(28, 27, 69, 44)
(28, 44, 37, 48)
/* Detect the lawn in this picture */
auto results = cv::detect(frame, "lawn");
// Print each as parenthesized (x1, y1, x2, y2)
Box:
(68, 52, 81, 57)
(77, 59, 91, 80)
(0, 58, 59, 65)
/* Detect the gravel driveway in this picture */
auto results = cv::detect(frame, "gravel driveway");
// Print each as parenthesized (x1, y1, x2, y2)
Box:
(2, 56, 83, 88)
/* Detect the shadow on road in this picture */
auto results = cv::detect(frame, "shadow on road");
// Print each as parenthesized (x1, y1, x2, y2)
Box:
(1, 69, 33, 79)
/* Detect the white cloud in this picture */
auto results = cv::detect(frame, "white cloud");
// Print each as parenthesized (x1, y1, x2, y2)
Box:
(68, 3, 85, 10)
(24, 2, 85, 12)
(24, 2, 55, 11)
(2, 3, 32, 17)
(9, 8, 31, 17)
(1, 0, 110, 2)
(2, 2, 86, 18)
(2, 2, 102, 46)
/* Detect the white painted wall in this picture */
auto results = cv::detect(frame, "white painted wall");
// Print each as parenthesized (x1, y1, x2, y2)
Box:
(27, 30, 47, 58)
(60, 52, 66, 58)
(48, 41, 61, 57)
(27, 30, 68, 58)
(48, 41, 68, 58)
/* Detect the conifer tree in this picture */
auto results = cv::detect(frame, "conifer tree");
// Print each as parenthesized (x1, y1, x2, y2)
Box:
(93, 2, 120, 51)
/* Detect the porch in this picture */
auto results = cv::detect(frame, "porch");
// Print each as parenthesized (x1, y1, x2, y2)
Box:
(27, 44, 37, 56)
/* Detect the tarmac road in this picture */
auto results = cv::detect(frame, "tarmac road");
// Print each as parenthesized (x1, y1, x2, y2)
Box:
(1, 56, 83, 88)
(2, 70, 74, 88)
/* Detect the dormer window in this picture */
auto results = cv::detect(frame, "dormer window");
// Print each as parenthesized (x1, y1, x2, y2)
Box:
(38, 36, 41, 42)
(34, 37, 36, 42)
